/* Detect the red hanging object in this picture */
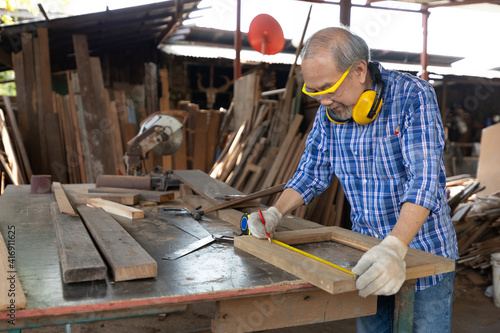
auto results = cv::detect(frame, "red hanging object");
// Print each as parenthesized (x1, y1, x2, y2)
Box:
(248, 14, 285, 55)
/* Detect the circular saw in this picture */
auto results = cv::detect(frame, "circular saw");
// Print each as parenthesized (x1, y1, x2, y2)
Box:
(124, 113, 185, 175)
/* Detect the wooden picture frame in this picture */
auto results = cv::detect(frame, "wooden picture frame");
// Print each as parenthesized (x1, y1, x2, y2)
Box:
(235, 226, 456, 294)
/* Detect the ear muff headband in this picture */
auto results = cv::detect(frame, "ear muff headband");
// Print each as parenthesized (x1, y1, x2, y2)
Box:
(351, 63, 385, 125)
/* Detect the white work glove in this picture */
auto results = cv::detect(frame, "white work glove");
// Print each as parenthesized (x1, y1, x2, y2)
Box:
(351, 235, 408, 297)
(247, 206, 282, 239)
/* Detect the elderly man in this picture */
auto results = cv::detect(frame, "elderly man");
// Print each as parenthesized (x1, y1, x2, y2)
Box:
(248, 27, 458, 332)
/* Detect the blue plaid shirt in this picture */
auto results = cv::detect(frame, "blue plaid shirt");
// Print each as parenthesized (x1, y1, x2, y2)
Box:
(287, 63, 458, 291)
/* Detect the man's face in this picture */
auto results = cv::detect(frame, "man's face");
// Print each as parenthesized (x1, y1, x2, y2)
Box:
(302, 55, 365, 121)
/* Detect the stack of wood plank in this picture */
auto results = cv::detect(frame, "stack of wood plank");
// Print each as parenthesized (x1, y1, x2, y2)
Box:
(7, 29, 138, 183)
(447, 175, 500, 286)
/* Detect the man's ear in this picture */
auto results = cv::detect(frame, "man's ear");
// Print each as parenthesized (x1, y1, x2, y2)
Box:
(353, 61, 368, 85)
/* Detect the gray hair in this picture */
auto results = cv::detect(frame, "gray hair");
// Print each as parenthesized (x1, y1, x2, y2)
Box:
(300, 27, 371, 72)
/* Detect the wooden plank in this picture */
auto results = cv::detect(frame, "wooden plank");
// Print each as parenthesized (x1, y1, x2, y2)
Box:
(87, 198, 144, 219)
(212, 289, 376, 332)
(233, 72, 259, 131)
(21, 33, 44, 175)
(88, 187, 175, 203)
(77, 206, 157, 281)
(33, 36, 50, 176)
(2, 96, 32, 181)
(193, 110, 208, 172)
(159, 68, 169, 111)
(52, 182, 77, 216)
(50, 202, 107, 283)
(477, 122, 500, 195)
(206, 110, 221, 172)
(44, 112, 68, 183)
(65, 72, 87, 183)
(11, 51, 28, 140)
(73, 34, 113, 180)
(0, 227, 27, 310)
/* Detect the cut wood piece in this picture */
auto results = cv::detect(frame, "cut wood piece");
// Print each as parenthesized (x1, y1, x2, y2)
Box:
(88, 187, 175, 203)
(50, 202, 107, 283)
(77, 206, 157, 281)
(0, 228, 27, 309)
(87, 198, 144, 219)
(52, 182, 77, 216)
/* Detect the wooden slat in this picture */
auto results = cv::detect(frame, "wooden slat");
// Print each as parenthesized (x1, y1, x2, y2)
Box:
(0, 227, 27, 309)
(77, 206, 157, 281)
(50, 202, 107, 283)
(87, 198, 144, 219)
(53, 182, 77, 216)
(88, 187, 174, 203)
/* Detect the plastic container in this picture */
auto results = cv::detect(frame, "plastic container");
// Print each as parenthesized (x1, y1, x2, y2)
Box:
(491, 252, 500, 308)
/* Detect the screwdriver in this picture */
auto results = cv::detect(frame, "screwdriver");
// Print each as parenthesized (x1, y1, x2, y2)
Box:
(258, 210, 272, 244)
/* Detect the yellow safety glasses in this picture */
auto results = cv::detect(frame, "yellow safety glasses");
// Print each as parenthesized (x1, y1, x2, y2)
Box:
(302, 65, 352, 100)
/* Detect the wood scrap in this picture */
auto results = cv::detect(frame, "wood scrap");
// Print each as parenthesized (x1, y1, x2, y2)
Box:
(87, 198, 144, 219)
(50, 202, 107, 283)
(77, 206, 157, 281)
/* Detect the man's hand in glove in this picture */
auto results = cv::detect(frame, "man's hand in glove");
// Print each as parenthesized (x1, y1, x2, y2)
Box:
(351, 235, 408, 297)
(247, 206, 282, 239)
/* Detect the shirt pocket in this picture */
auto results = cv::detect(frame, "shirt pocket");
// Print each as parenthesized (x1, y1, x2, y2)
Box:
(373, 134, 406, 179)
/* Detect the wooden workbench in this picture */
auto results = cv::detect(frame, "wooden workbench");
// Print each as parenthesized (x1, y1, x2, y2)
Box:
(0, 183, 453, 332)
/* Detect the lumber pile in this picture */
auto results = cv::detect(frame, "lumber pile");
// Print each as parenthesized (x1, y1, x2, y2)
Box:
(448, 175, 500, 286)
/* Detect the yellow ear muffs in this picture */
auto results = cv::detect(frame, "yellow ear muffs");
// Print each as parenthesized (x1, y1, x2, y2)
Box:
(325, 62, 385, 125)
(352, 90, 383, 125)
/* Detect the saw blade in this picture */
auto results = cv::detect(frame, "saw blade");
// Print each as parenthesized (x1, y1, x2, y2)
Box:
(162, 235, 215, 260)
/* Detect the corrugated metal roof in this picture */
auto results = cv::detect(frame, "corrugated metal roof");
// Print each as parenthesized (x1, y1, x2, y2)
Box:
(0, 0, 201, 72)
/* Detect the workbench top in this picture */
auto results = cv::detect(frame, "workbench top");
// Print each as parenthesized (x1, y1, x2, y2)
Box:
(0, 184, 333, 317)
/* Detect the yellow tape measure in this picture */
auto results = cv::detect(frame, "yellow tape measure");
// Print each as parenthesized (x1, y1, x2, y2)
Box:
(271, 239, 355, 276)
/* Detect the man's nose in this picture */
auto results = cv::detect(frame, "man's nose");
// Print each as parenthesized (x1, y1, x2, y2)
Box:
(320, 99, 334, 106)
